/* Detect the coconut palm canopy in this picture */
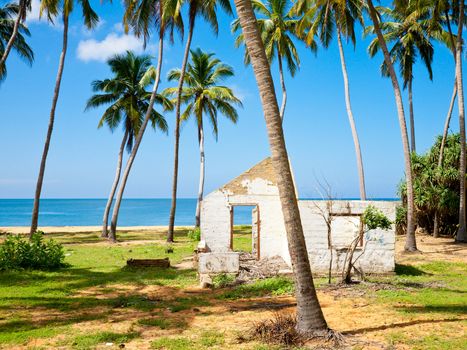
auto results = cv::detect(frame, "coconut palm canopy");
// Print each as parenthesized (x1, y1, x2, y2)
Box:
(163, 48, 241, 137)
(86, 51, 172, 151)
(0, 2, 33, 80)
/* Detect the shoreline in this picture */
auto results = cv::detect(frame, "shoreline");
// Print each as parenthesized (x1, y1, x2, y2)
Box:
(0, 226, 194, 234)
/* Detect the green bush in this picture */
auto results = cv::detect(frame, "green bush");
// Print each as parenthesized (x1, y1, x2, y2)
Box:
(0, 233, 67, 271)
(187, 227, 201, 241)
(362, 205, 392, 231)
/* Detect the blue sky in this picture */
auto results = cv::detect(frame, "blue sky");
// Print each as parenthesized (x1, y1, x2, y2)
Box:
(0, 0, 458, 199)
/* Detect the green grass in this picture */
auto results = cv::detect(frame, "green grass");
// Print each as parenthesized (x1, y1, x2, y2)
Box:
(70, 331, 140, 349)
(386, 330, 467, 350)
(232, 225, 252, 253)
(219, 276, 294, 300)
(151, 330, 225, 350)
(370, 261, 467, 316)
(0, 229, 198, 346)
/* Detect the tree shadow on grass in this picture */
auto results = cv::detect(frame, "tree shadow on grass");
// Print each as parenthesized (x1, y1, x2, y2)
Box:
(395, 264, 429, 276)
(396, 304, 467, 314)
(343, 317, 464, 335)
(0, 266, 197, 291)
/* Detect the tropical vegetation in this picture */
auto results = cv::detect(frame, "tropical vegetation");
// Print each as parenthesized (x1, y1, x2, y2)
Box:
(1, 0, 467, 345)
(85, 51, 171, 241)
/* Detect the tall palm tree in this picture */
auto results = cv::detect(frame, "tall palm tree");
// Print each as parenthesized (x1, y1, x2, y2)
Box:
(163, 48, 242, 228)
(293, 0, 367, 200)
(232, 0, 328, 335)
(232, 0, 303, 121)
(167, 0, 233, 242)
(107, 0, 182, 239)
(0, 2, 34, 81)
(366, 0, 417, 251)
(454, 0, 466, 242)
(0, 0, 31, 70)
(366, 2, 434, 154)
(85, 52, 171, 239)
(30, 0, 99, 236)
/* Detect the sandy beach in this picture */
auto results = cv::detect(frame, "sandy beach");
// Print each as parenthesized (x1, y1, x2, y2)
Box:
(0, 225, 191, 234)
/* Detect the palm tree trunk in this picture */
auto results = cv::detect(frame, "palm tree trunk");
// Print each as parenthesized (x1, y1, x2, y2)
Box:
(336, 29, 366, 200)
(277, 54, 287, 121)
(408, 78, 416, 153)
(30, 13, 69, 236)
(0, 3, 25, 69)
(233, 0, 328, 335)
(455, 0, 467, 243)
(367, 0, 417, 251)
(167, 14, 195, 242)
(195, 119, 205, 228)
(108, 36, 164, 242)
(438, 82, 457, 167)
(433, 211, 439, 238)
(102, 130, 128, 238)
(439, 13, 457, 168)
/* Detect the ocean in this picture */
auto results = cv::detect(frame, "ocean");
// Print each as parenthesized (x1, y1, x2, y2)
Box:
(0, 198, 399, 227)
(0, 198, 256, 227)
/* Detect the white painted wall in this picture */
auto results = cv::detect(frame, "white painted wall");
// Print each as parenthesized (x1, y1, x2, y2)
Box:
(200, 185, 397, 275)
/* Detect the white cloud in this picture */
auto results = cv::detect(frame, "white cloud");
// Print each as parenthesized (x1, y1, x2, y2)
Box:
(77, 33, 150, 62)
(27, 0, 41, 22)
(26, 0, 63, 29)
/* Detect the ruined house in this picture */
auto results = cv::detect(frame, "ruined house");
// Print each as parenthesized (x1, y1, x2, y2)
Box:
(198, 157, 397, 277)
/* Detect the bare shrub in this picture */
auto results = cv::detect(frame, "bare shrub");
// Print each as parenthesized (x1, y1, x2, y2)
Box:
(249, 313, 304, 347)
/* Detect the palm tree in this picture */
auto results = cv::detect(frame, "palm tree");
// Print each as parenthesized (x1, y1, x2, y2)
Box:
(366, 2, 434, 154)
(454, 0, 466, 243)
(167, 0, 233, 242)
(366, 0, 417, 251)
(232, 0, 303, 121)
(232, 0, 328, 336)
(293, 0, 367, 200)
(0, 2, 34, 81)
(107, 0, 182, 240)
(30, 0, 99, 236)
(85, 52, 171, 239)
(164, 48, 242, 228)
(0, 0, 31, 71)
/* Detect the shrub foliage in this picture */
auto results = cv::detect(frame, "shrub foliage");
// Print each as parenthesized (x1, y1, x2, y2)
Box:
(399, 134, 461, 236)
(0, 233, 66, 271)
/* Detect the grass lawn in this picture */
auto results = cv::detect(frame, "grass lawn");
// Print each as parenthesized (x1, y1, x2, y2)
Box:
(0, 228, 465, 349)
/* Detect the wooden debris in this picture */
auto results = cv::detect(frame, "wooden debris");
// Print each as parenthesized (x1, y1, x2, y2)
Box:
(126, 258, 170, 268)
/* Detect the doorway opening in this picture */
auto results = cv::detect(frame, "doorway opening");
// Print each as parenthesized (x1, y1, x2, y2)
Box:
(229, 204, 260, 259)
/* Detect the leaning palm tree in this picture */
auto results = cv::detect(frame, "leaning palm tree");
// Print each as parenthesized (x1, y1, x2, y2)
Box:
(0, 2, 34, 81)
(232, 0, 329, 336)
(0, 0, 31, 71)
(30, 0, 99, 236)
(366, 0, 417, 251)
(293, 0, 367, 200)
(366, 2, 434, 153)
(232, 0, 304, 120)
(107, 0, 182, 240)
(164, 48, 242, 228)
(85, 52, 171, 239)
(167, 0, 233, 242)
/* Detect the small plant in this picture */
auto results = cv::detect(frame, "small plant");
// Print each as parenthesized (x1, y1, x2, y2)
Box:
(187, 227, 201, 241)
(0, 233, 67, 271)
(362, 205, 393, 230)
(165, 243, 174, 254)
(212, 273, 235, 288)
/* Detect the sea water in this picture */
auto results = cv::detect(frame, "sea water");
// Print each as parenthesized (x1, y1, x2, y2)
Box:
(0, 198, 256, 226)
